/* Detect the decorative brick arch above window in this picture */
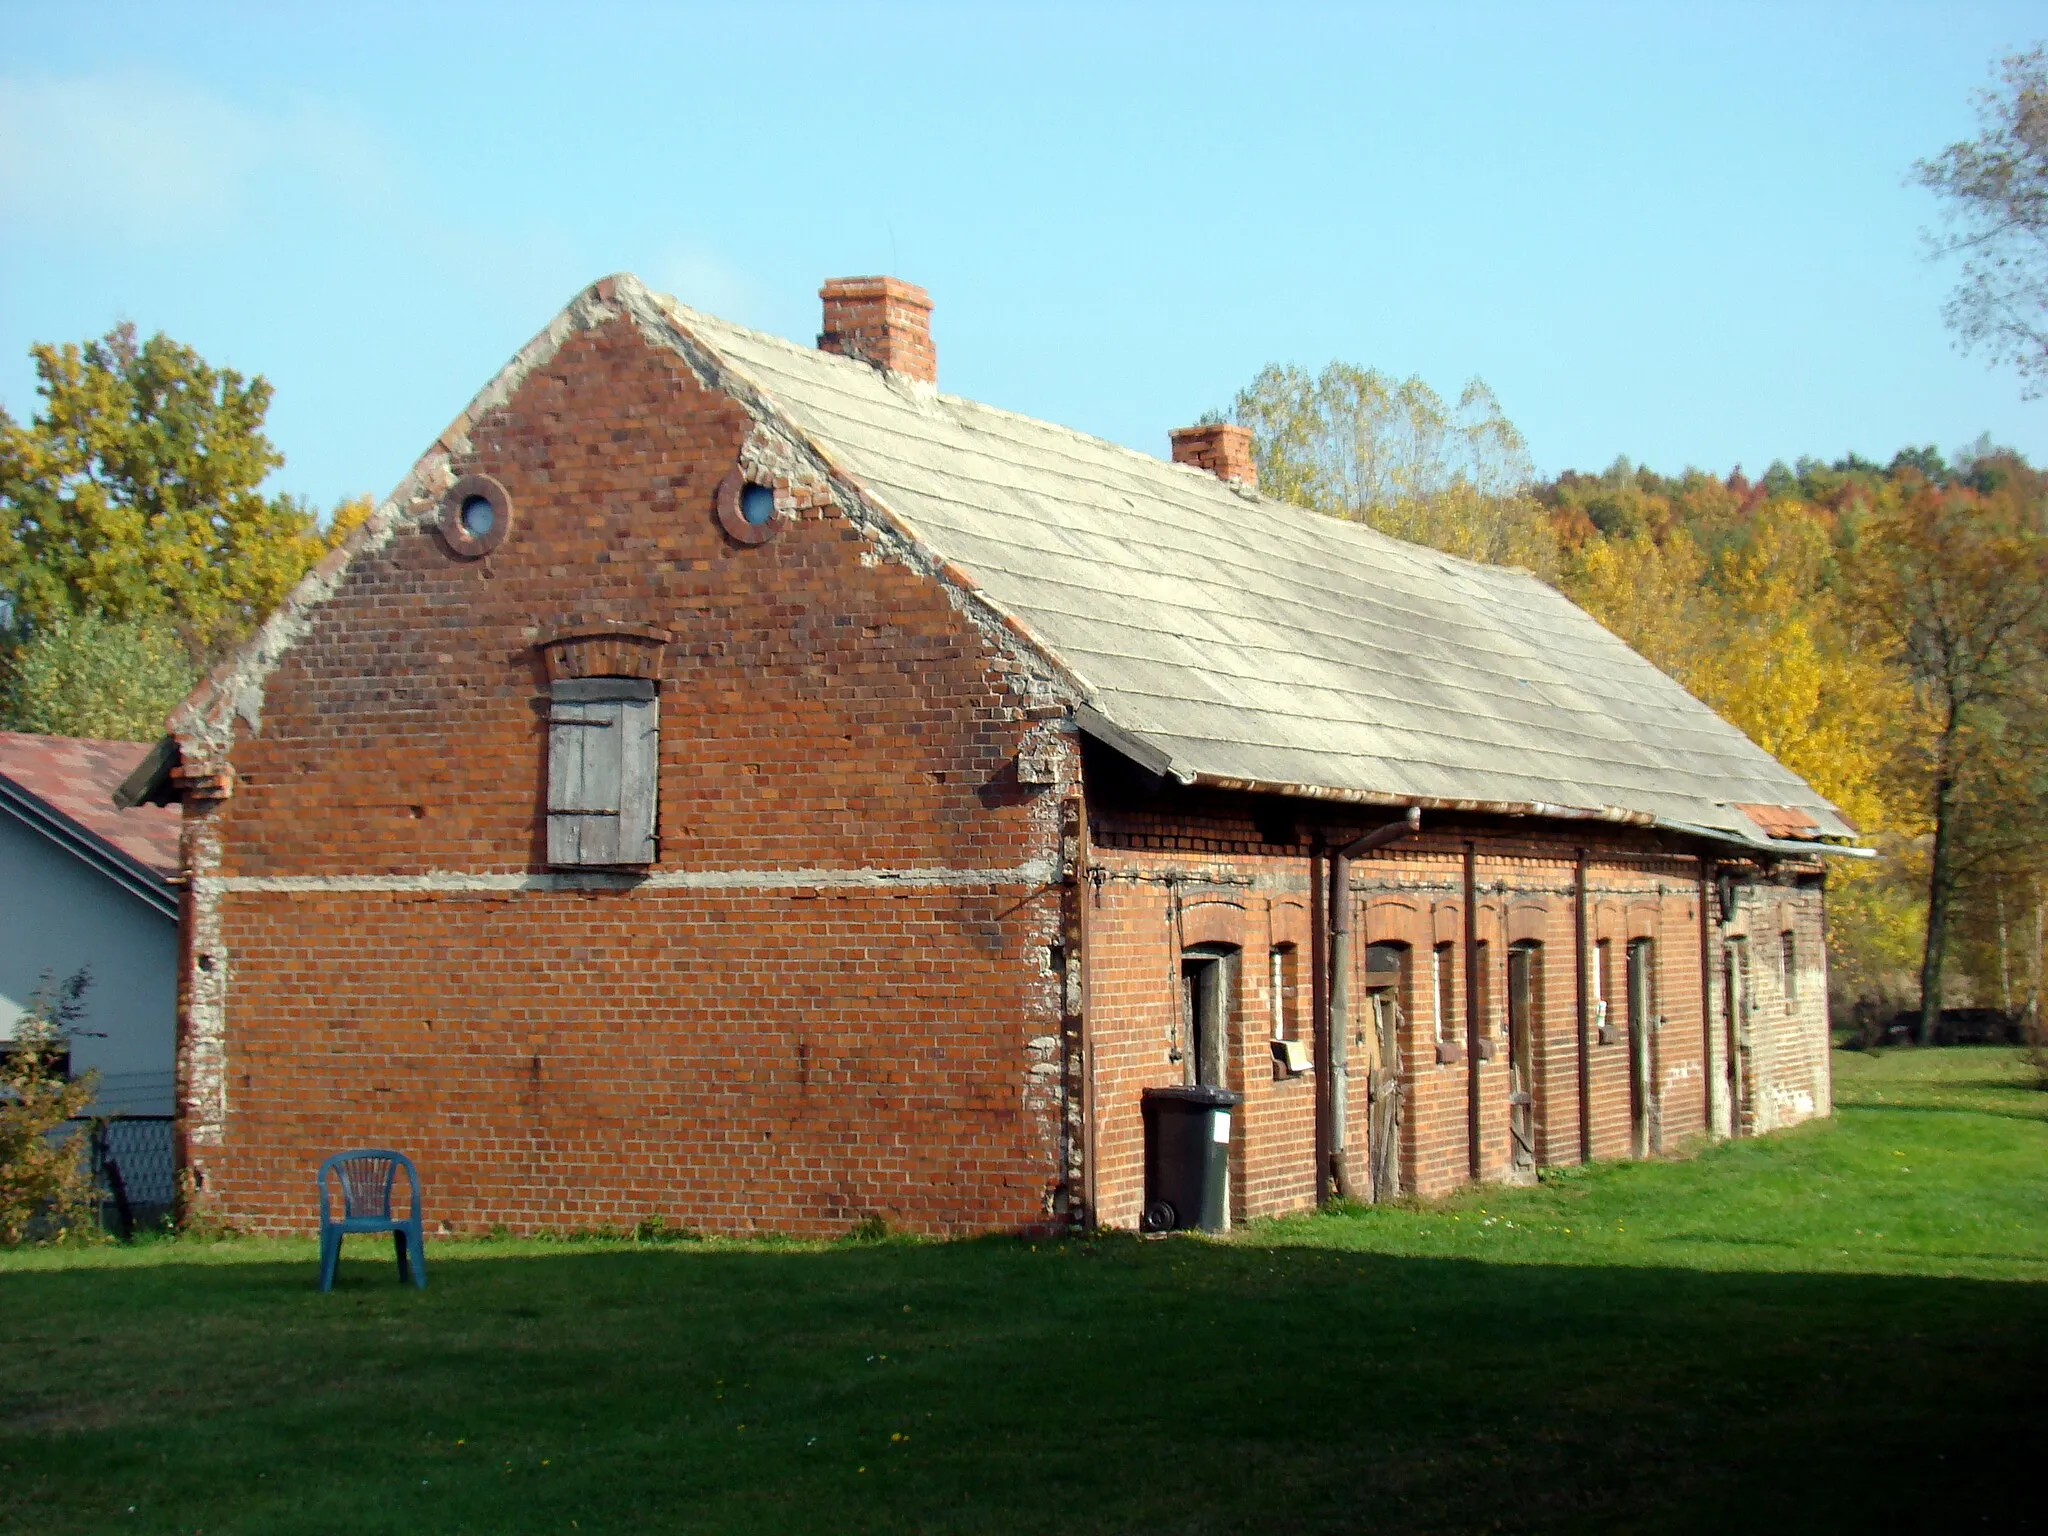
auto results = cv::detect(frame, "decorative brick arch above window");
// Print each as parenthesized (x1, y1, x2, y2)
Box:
(1364, 896, 1426, 952)
(538, 623, 674, 685)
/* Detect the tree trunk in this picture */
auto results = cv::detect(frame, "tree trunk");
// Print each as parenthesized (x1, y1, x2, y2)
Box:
(1918, 748, 1961, 1047)
(1998, 884, 2011, 1014)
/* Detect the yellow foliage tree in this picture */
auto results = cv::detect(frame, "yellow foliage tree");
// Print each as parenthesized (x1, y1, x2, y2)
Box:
(0, 325, 366, 659)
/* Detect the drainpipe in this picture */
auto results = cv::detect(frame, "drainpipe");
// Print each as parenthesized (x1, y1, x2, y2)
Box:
(1575, 849, 1592, 1165)
(1327, 807, 1421, 1201)
(1465, 840, 1482, 1182)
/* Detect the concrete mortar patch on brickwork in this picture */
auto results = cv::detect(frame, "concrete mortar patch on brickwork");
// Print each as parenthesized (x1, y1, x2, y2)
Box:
(180, 815, 229, 1149)
(197, 861, 1060, 895)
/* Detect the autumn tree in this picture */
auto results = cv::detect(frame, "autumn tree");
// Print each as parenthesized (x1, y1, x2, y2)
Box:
(0, 324, 359, 655)
(1845, 459, 2048, 1043)
(1917, 46, 2048, 395)
(0, 325, 370, 734)
(1, 614, 201, 741)
(0, 969, 101, 1246)
(1225, 362, 1558, 574)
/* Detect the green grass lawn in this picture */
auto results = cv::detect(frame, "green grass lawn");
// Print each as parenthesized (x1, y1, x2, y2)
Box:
(5, 1046, 2045, 1534)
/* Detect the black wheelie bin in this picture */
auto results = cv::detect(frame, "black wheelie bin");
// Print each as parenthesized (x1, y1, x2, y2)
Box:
(1140, 1084, 1242, 1233)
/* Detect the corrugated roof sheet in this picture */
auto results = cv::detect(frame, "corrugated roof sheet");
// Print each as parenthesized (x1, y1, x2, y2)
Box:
(656, 290, 1852, 847)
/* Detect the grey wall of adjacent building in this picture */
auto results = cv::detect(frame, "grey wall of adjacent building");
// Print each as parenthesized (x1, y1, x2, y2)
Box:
(0, 816, 177, 1115)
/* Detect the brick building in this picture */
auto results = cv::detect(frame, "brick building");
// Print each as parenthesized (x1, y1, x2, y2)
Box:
(122, 273, 1863, 1236)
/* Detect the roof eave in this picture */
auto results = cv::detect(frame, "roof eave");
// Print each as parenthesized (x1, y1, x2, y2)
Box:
(0, 773, 178, 918)
(1079, 716, 1871, 855)
(112, 735, 181, 809)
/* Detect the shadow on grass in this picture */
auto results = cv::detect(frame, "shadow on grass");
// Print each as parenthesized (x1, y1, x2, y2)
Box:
(4, 1236, 2043, 1535)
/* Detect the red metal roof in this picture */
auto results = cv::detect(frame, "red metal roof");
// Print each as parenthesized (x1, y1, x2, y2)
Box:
(0, 731, 181, 876)
(1732, 802, 1822, 841)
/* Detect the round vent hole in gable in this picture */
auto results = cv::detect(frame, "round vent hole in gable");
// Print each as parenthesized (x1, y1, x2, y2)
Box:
(715, 467, 781, 545)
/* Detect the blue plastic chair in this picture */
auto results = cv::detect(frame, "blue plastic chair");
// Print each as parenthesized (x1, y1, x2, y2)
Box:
(317, 1149, 426, 1291)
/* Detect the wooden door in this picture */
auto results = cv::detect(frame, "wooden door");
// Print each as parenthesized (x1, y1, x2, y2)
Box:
(1366, 987, 1403, 1200)
(1722, 941, 1749, 1136)
(1181, 951, 1231, 1090)
(1627, 939, 1654, 1157)
(1506, 943, 1538, 1174)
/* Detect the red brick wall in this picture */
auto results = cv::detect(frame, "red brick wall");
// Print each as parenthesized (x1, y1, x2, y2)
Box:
(175, 298, 1835, 1239)
(1076, 842, 1320, 1230)
(1080, 787, 1829, 1223)
(181, 311, 1075, 1237)
(1716, 872, 1831, 1135)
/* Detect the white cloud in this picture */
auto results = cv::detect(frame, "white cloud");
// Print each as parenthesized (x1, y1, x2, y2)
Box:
(0, 74, 395, 241)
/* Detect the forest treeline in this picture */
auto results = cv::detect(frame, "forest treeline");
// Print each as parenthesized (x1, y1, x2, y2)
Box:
(1227, 362, 2048, 1033)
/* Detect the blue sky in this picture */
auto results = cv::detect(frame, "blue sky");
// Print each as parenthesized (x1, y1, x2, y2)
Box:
(2, 2, 2043, 513)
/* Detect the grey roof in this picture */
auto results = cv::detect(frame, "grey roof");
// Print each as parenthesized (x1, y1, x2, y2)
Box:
(660, 289, 1854, 851)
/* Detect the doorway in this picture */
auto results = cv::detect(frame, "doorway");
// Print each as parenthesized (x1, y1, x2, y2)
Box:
(1180, 945, 1236, 1090)
(1626, 938, 1655, 1157)
(1722, 939, 1750, 1136)
(1364, 942, 1407, 1201)
(1506, 942, 1539, 1176)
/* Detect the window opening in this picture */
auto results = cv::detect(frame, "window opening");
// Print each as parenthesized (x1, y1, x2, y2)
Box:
(1432, 942, 1458, 1062)
(546, 676, 658, 867)
(1269, 944, 1299, 1041)
(1594, 938, 1613, 1042)
(1365, 942, 1405, 1054)
(1474, 939, 1493, 1057)
(1780, 930, 1799, 1006)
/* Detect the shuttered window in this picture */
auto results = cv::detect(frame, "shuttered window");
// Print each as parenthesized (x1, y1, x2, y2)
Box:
(547, 677, 658, 867)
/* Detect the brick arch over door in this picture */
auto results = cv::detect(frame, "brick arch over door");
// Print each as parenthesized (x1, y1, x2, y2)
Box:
(1179, 898, 1249, 950)
(1506, 900, 1550, 946)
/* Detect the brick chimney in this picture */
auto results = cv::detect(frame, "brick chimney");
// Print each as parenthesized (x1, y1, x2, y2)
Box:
(1170, 423, 1257, 488)
(818, 276, 935, 384)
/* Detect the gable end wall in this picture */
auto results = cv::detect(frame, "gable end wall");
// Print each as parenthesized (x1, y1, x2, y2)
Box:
(179, 311, 1081, 1237)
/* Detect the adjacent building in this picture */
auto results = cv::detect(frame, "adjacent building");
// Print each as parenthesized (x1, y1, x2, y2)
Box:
(2, 731, 180, 1114)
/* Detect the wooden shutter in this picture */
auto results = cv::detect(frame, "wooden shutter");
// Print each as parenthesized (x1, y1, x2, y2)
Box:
(547, 678, 658, 866)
